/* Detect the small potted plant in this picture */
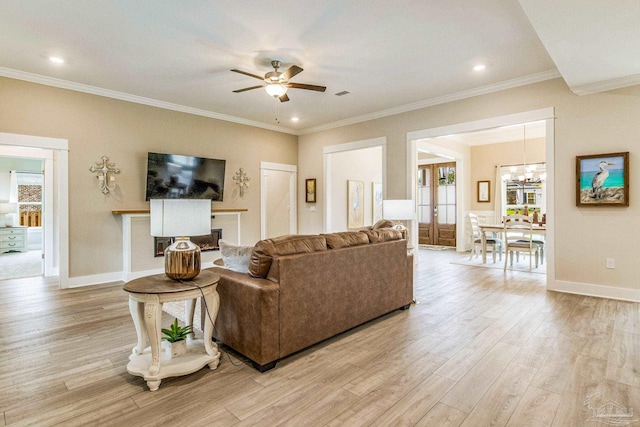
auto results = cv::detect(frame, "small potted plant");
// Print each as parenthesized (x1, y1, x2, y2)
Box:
(161, 318, 192, 358)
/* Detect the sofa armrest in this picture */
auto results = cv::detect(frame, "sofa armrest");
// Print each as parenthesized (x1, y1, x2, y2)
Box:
(205, 267, 280, 366)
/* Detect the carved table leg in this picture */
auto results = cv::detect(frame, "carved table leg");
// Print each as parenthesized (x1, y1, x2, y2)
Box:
(128, 297, 147, 355)
(143, 295, 163, 377)
(147, 379, 161, 392)
(185, 298, 196, 340)
(203, 290, 220, 369)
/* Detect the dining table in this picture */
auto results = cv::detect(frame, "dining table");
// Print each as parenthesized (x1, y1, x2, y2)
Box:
(478, 223, 547, 264)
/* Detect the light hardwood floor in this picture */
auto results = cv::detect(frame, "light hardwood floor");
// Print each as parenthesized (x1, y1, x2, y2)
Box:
(1, 249, 639, 426)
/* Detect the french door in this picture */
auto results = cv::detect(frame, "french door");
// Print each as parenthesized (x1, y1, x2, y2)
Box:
(417, 162, 456, 246)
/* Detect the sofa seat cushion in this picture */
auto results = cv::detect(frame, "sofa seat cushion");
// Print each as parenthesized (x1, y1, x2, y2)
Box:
(249, 234, 327, 278)
(321, 231, 369, 249)
(362, 228, 404, 243)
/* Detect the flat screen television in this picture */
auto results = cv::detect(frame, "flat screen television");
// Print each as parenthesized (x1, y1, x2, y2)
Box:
(145, 152, 226, 201)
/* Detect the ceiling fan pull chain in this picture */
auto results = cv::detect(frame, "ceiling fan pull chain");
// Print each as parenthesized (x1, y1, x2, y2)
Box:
(275, 98, 280, 124)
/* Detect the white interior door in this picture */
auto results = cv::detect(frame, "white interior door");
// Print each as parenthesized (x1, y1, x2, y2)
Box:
(261, 162, 297, 239)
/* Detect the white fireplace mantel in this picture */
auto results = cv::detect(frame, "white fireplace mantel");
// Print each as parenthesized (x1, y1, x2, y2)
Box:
(113, 209, 246, 281)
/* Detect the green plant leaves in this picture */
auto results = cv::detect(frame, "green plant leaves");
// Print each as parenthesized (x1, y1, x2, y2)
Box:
(161, 318, 193, 343)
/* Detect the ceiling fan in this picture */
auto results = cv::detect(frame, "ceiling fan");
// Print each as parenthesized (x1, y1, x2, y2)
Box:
(231, 60, 326, 102)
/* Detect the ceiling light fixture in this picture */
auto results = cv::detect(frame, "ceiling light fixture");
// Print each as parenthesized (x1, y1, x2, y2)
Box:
(49, 56, 65, 64)
(264, 83, 287, 98)
(473, 64, 486, 71)
(291, 117, 299, 122)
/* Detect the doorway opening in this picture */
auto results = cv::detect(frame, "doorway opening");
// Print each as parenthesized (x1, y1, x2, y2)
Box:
(407, 108, 555, 285)
(0, 169, 44, 280)
(0, 132, 69, 287)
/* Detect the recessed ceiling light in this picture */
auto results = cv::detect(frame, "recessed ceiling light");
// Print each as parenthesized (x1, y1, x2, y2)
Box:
(291, 117, 299, 122)
(473, 64, 486, 72)
(49, 56, 65, 64)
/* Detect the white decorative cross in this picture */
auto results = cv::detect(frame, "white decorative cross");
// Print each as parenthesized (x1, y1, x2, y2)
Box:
(233, 168, 250, 197)
(89, 156, 120, 194)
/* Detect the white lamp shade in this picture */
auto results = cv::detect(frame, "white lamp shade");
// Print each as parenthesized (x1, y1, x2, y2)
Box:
(0, 202, 17, 214)
(150, 199, 211, 237)
(382, 199, 414, 221)
(264, 83, 287, 97)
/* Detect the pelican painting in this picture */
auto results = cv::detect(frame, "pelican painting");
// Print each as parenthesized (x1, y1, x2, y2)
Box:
(591, 160, 614, 199)
(577, 152, 629, 206)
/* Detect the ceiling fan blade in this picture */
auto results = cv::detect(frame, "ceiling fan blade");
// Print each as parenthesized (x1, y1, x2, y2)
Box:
(230, 69, 265, 81)
(279, 93, 290, 102)
(286, 82, 326, 92)
(280, 65, 303, 81)
(233, 85, 263, 93)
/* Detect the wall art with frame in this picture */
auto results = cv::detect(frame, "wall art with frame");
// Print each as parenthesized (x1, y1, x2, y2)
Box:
(477, 180, 490, 203)
(347, 179, 364, 229)
(576, 152, 629, 206)
(305, 178, 316, 203)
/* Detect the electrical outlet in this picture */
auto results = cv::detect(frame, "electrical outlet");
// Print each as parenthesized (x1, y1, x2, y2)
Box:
(606, 258, 615, 269)
(309, 205, 316, 212)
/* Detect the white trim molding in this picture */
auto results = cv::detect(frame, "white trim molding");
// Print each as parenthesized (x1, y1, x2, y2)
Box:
(571, 73, 640, 96)
(549, 280, 640, 303)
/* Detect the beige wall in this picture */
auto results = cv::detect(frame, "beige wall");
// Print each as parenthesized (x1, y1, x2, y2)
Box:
(299, 78, 640, 298)
(0, 77, 297, 278)
(469, 138, 545, 211)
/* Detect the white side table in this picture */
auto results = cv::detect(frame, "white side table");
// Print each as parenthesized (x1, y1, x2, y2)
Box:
(123, 270, 220, 391)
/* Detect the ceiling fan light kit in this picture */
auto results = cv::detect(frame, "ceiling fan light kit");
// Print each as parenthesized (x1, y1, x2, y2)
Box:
(265, 83, 287, 97)
(232, 59, 326, 102)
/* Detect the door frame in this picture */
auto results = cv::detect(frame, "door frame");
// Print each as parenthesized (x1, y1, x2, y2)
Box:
(260, 162, 297, 240)
(406, 107, 556, 285)
(0, 132, 69, 286)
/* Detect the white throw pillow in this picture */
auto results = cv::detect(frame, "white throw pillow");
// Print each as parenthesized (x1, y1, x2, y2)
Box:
(218, 239, 253, 273)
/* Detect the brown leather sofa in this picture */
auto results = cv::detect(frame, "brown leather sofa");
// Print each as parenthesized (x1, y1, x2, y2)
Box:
(207, 229, 413, 371)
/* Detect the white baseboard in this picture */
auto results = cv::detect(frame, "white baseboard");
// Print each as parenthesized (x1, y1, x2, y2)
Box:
(62, 271, 124, 288)
(548, 279, 640, 303)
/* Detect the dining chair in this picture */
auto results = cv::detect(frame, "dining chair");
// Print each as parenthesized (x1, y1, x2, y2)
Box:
(503, 214, 539, 271)
(468, 213, 502, 263)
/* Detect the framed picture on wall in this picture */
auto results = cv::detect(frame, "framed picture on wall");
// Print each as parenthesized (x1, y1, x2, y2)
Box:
(576, 152, 629, 206)
(305, 178, 316, 203)
(347, 180, 364, 229)
(477, 180, 490, 202)
(372, 182, 383, 222)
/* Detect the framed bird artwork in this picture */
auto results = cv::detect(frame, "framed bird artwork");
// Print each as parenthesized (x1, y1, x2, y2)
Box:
(576, 152, 629, 206)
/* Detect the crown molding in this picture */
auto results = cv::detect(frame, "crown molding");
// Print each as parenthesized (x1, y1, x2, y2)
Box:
(0, 66, 563, 137)
(570, 73, 640, 96)
(0, 67, 298, 135)
(298, 69, 561, 135)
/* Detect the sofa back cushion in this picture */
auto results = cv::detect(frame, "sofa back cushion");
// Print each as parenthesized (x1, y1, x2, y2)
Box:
(249, 235, 327, 278)
(362, 228, 404, 243)
(321, 231, 369, 249)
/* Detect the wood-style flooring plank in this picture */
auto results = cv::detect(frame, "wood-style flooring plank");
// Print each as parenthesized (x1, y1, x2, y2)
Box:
(415, 402, 467, 427)
(439, 341, 520, 413)
(506, 385, 562, 427)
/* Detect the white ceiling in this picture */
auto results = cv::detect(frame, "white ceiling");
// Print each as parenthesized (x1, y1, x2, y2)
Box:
(0, 1, 637, 135)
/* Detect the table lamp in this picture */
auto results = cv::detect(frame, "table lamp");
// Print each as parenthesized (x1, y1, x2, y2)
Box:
(150, 199, 211, 280)
(0, 202, 17, 227)
(382, 199, 414, 230)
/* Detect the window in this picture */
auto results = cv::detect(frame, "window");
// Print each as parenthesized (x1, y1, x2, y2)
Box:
(500, 163, 546, 216)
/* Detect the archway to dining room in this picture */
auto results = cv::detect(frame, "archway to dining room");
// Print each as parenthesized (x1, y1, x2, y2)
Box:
(406, 108, 555, 286)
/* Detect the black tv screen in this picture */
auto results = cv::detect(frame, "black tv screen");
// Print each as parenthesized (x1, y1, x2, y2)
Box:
(145, 152, 226, 201)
